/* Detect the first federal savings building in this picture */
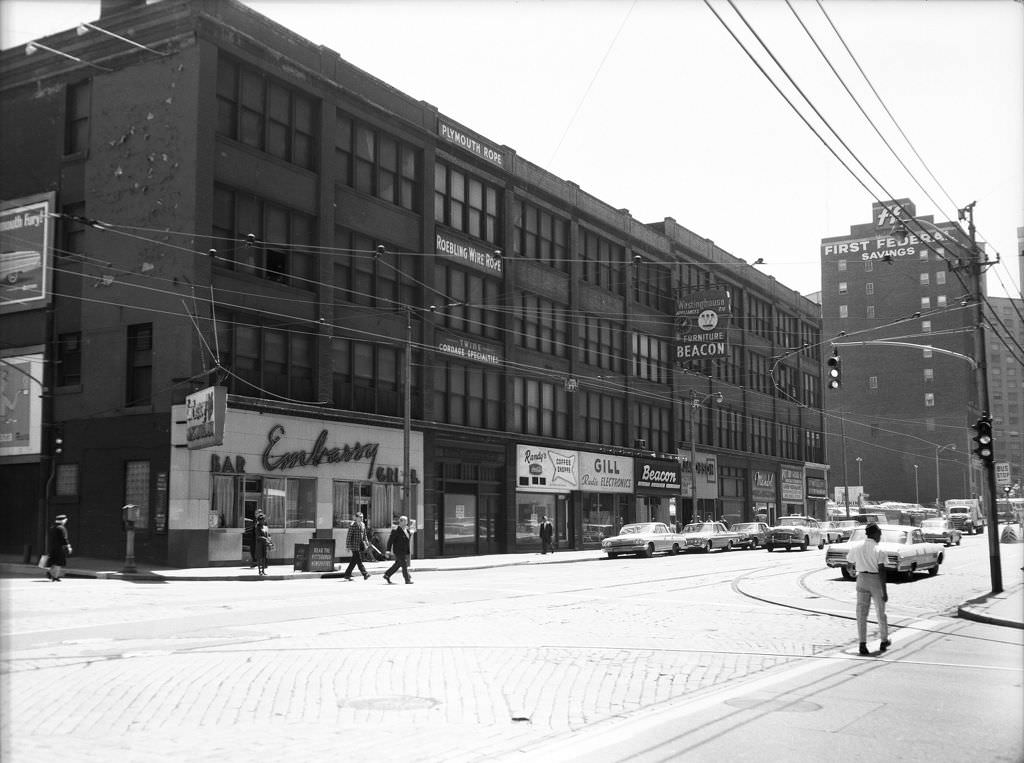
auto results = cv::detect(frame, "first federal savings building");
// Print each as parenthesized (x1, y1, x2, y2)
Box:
(0, 0, 825, 567)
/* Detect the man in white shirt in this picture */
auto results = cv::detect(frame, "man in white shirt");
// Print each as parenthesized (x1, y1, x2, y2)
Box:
(848, 523, 891, 656)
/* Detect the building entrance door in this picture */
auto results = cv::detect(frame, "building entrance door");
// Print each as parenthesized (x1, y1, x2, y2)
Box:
(442, 493, 476, 556)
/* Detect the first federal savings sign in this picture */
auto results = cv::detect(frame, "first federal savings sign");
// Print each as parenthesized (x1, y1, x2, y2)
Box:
(676, 288, 731, 361)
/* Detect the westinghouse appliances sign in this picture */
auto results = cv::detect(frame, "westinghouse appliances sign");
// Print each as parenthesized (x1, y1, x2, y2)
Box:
(675, 288, 731, 361)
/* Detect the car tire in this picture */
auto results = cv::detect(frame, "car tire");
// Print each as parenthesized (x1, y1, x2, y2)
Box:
(765, 543, 774, 552)
(642, 544, 654, 558)
(956, 536, 961, 546)
(704, 540, 713, 553)
(750, 539, 759, 549)
(841, 565, 855, 581)
(816, 537, 824, 550)
(671, 543, 681, 555)
(606, 553, 617, 559)
(725, 540, 733, 552)
(928, 564, 939, 576)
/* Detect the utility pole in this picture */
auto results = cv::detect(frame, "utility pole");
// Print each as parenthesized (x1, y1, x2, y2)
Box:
(961, 202, 1002, 593)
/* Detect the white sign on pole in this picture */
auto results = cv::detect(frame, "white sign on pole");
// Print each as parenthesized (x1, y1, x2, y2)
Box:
(995, 462, 1011, 486)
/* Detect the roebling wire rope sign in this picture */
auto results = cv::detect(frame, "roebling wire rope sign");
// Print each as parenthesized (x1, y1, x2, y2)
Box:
(675, 288, 731, 362)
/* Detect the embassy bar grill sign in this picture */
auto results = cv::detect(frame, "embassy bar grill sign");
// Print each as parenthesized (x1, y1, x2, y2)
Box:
(676, 288, 731, 361)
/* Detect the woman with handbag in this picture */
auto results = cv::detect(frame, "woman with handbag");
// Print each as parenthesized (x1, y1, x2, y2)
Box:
(254, 514, 274, 576)
(45, 514, 72, 582)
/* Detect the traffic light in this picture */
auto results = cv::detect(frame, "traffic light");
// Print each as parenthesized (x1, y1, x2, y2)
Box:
(826, 351, 841, 390)
(971, 415, 993, 466)
(53, 424, 64, 456)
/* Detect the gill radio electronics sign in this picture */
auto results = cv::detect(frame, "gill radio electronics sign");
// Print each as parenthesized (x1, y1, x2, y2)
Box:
(675, 288, 731, 362)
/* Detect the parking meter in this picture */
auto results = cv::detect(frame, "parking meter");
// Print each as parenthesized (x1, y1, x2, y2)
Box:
(122, 503, 139, 532)
(121, 504, 139, 573)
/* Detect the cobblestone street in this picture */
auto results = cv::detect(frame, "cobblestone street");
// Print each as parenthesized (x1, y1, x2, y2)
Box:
(3, 542, 1021, 762)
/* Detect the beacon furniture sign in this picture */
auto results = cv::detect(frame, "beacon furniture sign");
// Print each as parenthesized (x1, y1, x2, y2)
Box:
(675, 288, 731, 361)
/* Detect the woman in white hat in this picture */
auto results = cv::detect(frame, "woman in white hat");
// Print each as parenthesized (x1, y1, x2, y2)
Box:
(46, 514, 72, 581)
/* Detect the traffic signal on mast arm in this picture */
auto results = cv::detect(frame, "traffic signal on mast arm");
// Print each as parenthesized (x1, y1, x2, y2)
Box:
(826, 350, 841, 390)
(53, 424, 64, 456)
(971, 415, 994, 466)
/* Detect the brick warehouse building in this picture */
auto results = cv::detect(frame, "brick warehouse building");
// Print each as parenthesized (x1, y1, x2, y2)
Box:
(820, 199, 984, 509)
(0, 0, 825, 567)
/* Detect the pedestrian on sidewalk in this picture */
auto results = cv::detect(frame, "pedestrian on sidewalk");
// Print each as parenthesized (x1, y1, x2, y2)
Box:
(254, 514, 273, 575)
(539, 515, 554, 554)
(340, 512, 371, 580)
(383, 515, 414, 584)
(45, 514, 72, 582)
(849, 523, 890, 655)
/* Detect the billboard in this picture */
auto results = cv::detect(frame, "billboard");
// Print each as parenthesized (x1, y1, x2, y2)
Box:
(675, 288, 731, 362)
(1, 192, 55, 314)
(0, 352, 43, 457)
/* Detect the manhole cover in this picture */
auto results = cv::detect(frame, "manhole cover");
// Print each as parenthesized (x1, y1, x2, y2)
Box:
(344, 696, 440, 711)
(724, 697, 822, 713)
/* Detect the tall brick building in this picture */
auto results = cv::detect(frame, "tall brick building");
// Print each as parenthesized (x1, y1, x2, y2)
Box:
(1, 0, 824, 566)
(820, 199, 983, 508)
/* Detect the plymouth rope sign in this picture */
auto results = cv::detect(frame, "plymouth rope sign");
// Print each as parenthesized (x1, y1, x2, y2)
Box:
(675, 288, 731, 361)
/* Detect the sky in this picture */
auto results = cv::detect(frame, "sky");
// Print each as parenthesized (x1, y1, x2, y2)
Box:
(2, 0, 1022, 299)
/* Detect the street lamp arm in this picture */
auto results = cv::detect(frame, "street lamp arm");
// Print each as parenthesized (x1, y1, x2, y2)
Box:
(832, 340, 978, 370)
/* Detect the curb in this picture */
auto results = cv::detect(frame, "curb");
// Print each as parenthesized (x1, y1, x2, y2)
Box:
(957, 586, 1024, 630)
(0, 551, 606, 582)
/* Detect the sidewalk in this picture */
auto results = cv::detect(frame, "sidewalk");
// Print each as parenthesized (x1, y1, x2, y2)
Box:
(3, 548, 1021, 629)
(0, 548, 605, 581)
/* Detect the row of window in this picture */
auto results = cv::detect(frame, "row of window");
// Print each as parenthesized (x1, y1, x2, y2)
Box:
(837, 271, 947, 294)
(210, 473, 407, 533)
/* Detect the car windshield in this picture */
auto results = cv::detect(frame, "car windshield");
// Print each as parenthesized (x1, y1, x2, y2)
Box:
(921, 520, 945, 529)
(778, 517, 809, 527)
(733, 523, 756, 531)
(682, 523, 714, 533)
(620, 523, 658, 535)
(836, 521, 857, 528)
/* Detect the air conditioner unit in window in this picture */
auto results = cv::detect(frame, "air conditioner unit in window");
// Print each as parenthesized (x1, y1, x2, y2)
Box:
(633, 438, 647, 450)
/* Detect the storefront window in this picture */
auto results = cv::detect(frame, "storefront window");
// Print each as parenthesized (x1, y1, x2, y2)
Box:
(516, 494, 554, 544)
(580, 493, 627, 545)
(211, 475, 240, 528)
(334, 480, 406, 532)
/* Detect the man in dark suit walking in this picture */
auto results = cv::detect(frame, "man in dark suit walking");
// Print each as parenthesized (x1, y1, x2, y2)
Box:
(539, 515, 554, 554)
(340, 512, 371, 580)
(384, 515, 414, 584)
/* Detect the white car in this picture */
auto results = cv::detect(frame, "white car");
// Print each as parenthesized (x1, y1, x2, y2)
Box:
(765, 515, 825, 552)
(826, 525, 945, 580)
(679, 522, 742, 553)
(602, 522, 682, 558)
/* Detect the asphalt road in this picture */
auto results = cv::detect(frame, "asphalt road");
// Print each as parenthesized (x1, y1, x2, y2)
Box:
(2, 536, 1021, 762)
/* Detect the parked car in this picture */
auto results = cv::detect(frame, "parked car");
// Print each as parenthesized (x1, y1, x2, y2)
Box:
(831, 519, 858, 542)
(765, 515, 825, 551)
(820, 521, 844, 544)
(919, 518, 962, 547)
(825, 525, 945, 580)
(679, 522, 742, 552)
(602, 522, 682, 558)
(731, 522, 769, 549)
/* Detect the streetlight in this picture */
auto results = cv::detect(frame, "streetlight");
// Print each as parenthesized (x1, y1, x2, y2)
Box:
(855, 456, 862, 488)
(913, 465, 919, 505)
(935, 443, 956, 509)
(680, 390, 723, 523)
